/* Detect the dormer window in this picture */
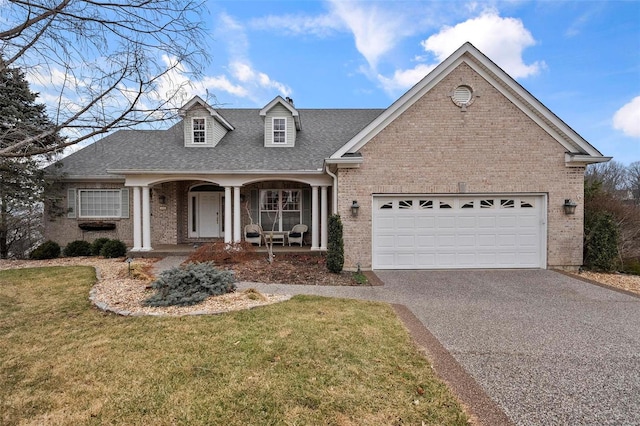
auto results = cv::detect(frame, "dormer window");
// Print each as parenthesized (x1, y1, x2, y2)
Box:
(193, 118, 206, 144)
(273, 118, 286, 144)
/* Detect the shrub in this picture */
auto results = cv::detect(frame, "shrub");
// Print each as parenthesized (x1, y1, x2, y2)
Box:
(100, 239, 127, 258)
(63, 240, 93, 257)
(326, 214, 344, 273)
(143, 262, 236, 307)
(187, 241, 256, 264)
(584, 211, 619, 272)
(91, 237, 111, 256)
(30, 240, 61, 260)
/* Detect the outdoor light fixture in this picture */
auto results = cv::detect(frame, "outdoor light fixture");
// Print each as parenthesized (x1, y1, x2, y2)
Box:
(351, 200, 360, 217)
(159, 195, 167, 205)
(563, 199, 577, 215)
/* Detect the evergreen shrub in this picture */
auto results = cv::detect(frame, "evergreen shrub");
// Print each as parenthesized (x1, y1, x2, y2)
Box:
(100, 239, 127, 258)
(63, 240, 93, 257)
(326, 214, 344, 273)
(30, 240, 61, 260)
(584, 211, 619, 272)
(91, 237, 111, 256)
(143, 262, 236, 307)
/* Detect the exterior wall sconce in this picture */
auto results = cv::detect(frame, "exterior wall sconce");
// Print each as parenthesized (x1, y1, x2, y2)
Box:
(351, 200, 360, 217)
(563, 199, 577, 215)
(158, 195, 167, 205)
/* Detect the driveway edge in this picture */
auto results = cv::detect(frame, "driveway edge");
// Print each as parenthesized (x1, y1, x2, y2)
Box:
(391, 304, 513, 426)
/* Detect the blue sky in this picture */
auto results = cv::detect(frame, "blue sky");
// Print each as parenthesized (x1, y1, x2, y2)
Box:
(173, 0, 638, 164)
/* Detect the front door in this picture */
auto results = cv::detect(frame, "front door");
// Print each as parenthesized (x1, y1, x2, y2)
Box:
(189, 192, 221, 238)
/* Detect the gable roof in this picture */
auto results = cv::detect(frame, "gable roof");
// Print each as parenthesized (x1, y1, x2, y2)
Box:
(178, 95, 235, 131)
(330, 42, 610, 165)
(260, 96, 302, 130)
(52, 108, 383, 179)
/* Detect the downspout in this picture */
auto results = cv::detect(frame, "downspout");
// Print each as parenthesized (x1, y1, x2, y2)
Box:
(325, 165, 338, 215)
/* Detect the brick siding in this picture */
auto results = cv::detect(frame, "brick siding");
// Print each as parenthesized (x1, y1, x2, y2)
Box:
(338, 62, 585, 270)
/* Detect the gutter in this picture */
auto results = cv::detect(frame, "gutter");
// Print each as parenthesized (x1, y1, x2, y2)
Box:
(325, 165, 338, 215)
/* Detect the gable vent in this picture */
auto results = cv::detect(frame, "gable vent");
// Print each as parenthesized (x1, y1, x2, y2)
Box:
(452, 85, 472, 105)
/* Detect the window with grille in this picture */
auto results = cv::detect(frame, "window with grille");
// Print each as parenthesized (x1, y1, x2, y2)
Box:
(273, 118, 286, 144)
(259, 189, 301, 231)
(193, 118, 206, 144)
(78, 190, 123, 218)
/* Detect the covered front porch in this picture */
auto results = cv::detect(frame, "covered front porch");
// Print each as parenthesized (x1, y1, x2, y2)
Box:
(117, 172, 334, 254)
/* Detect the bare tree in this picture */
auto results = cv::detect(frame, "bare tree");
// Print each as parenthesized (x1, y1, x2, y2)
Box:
(627, 161, 640, 204)
(1, 0, 210, 158)
(585, 161, 628, 195)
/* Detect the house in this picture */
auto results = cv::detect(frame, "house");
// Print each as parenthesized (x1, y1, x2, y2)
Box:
(44, 42, 610, 270)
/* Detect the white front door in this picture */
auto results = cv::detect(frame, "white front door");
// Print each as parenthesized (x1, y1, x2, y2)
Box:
(189, 192, 221, 238)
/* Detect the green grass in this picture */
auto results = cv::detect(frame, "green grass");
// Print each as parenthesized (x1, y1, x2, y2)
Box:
(0, 266, 467, 425)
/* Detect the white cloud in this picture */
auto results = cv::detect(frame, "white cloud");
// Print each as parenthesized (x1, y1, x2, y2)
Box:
(421, 10, 544, 79)
(613, 96, 640, 138)
(328, 0, 414, 69)
(377, 9, 543, 95)
(376, 64, 437, 93)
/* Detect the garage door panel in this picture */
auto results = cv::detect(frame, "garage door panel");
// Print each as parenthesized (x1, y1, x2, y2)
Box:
(373, 195, 544, 269)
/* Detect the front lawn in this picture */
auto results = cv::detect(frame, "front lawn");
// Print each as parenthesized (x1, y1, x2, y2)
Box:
(0, 266, 467, 425)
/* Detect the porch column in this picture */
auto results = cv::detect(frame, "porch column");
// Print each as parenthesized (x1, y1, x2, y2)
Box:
(141, 186, 152, 251)
(311, 185, 320, 250)
(224, 186, 232, 243)
(132, 186, 142, 251)
(320, 186, 328, 250)
(233, 186, 241, 242)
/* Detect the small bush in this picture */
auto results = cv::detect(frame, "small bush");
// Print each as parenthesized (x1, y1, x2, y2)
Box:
(30, 240, 61, 260)
(143, 262, 236, 307)
(91, 237, 111, 256)
(327, 214, 344, 273)
(63, 240, 93, 257)
(187, 241, 256, 264)
(100, 239, 127, 258)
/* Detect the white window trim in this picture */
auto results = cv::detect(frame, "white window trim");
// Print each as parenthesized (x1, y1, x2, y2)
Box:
(78, 189, 124, 219)
(192, 117, 206, 144)
(272, 117, 287, 144)
(259, 189, 301, 231)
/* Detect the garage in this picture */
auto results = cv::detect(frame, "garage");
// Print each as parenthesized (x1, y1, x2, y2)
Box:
(372, 195, 546, 269)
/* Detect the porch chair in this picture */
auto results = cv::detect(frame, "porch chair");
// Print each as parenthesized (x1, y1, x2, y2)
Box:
(244, 223, 263, 246)
(288, 224, 308, 246)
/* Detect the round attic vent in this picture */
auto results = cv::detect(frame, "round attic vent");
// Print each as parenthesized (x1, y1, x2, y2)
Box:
(451, 85, 474, 107)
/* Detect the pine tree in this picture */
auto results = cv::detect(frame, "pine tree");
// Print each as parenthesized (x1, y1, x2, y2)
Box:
(0, 58, 63, 258)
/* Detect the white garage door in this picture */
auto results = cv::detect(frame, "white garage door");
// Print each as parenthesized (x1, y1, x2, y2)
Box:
(373, 195, 546, 269)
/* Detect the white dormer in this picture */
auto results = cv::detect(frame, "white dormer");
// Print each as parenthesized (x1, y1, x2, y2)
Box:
(178, 96, 234, 148)
(259, 96, 301, 147)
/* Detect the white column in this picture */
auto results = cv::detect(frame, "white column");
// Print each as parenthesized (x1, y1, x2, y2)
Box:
(132, 186, 142, 251)
(311, 185, 320, 250)
(141, 186, 152, 251)
(233, 186, 241, 242)
(224, 186, 232, 243)
(320, 186, 328, 250)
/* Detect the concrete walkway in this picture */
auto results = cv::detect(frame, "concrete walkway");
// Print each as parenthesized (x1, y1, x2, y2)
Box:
(151, 260, 640, 425)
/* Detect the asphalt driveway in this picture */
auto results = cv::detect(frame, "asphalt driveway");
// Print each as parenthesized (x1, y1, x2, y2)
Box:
(237, 269, 640, 425)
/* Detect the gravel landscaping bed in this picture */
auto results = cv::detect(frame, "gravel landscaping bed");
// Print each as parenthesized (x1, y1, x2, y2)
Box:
(0, 257, 291, 316)
(2, 258, 638, 317)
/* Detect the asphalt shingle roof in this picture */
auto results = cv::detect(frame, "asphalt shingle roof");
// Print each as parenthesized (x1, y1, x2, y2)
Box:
(53, 108, 383, 177)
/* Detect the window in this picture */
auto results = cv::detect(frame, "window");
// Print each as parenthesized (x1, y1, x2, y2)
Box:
(461, 200, 474, 209)
(419, 200, 433, 209)
(398, 200, 413, 209)
(439, 201, 452, 209)
(500, 199, 515, 208)
(380, 201, 393, 209)
(193, 118, 206, 144)
(273, 118, 286, 144)
(78, 189, 127, 218)
(259, 189, 301, 231)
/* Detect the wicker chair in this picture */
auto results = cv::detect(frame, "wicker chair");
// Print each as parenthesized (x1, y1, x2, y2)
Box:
(244, 223, 263, 246)
(287, 224, 308, 246)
